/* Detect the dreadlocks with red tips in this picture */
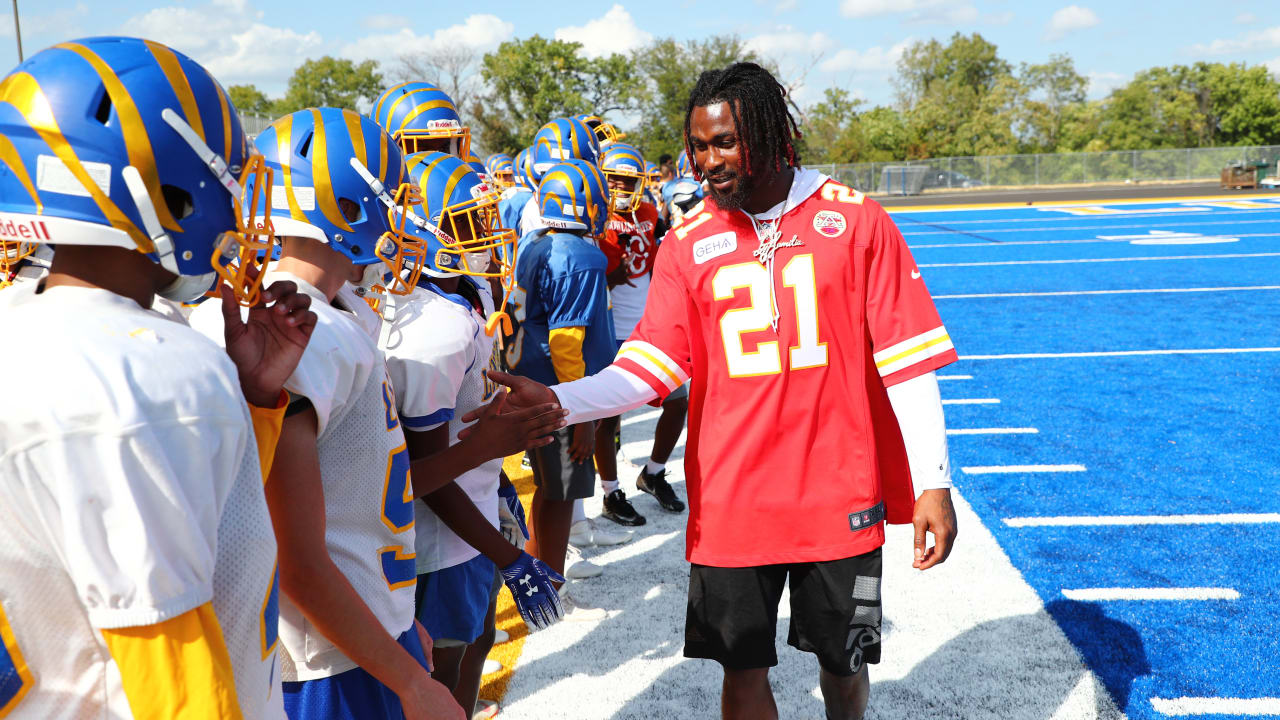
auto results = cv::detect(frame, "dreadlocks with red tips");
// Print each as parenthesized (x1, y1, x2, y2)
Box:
(682, 62, 802, 181)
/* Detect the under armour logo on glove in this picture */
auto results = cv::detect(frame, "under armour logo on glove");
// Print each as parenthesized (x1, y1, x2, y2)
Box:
(501, 551, 565, 632)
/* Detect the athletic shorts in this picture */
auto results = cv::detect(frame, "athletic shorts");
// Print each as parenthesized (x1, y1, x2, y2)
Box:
(283, 626, 428, 720)
(684, 548, 883, 676)
(415, 553, 497, 646)
(529, 425, 595, 501)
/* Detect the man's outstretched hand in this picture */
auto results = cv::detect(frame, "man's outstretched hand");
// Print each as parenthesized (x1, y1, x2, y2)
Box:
(461, 371, 559, 420)
(911, 488, 957, 570)
(221, 279, 317, 408)
(458, 389, 567, 456)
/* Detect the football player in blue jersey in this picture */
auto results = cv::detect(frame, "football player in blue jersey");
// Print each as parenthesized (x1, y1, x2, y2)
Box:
(503, 159, 617, 619)
(498, 147, 537, 236)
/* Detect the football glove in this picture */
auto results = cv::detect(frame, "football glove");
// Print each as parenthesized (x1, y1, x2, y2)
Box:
(501, 551, 565, 632)
(497, 482, 530, 544)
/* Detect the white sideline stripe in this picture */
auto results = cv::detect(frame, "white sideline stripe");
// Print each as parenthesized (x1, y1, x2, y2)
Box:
(937, 374, 973, 380)
(942, 398, 1000, 405)
(963, 464, 1086, 474)
(1005, 512, 1280, 527)
(1061, 587, 1239, 601)
(920, 252, 1280, 268)
(935, 285, 1280, 299)
(962, 347, 1280, 360)
(901, 215, 1280, 232)
(1151, 697, 1280, 716)
(948, 427, 1038, 435)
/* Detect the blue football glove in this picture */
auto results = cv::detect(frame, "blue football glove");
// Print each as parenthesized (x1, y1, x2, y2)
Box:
(497, 482, 530, 542)
(501, 551, 565, 632)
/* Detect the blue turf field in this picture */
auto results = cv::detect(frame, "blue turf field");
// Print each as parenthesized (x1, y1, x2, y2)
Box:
(893, 195, 1280, 719)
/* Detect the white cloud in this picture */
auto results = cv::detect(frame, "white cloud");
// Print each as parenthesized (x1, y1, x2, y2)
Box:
(554, 5, 653, 59)
(744, 27, 834, 58)
(819, 38, 913, 74)
(839, 0, 980, 24)
(1266, 57, 1280, 77)
(840, 0, 909, 18)
(1191, 26, 1280, 56)
(1236, 12, 1258, 24)
(1045, 5, 1100, 42)
(362, 13, 410, 30)
(0, 3, 89, 39)
(122, 2, 322, 91)
(341, 14, 515, 71)
(1086, 70, 1127, 99)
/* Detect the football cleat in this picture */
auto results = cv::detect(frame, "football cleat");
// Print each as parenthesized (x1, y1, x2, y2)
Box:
(601, 488, 647, 526)
(637, 467, 686, 513)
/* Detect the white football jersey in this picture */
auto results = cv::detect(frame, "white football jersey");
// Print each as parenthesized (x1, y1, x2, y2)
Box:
(190, 269, 416, 681)
(380, 278, 503, 574)
(0, 286, 282, 719)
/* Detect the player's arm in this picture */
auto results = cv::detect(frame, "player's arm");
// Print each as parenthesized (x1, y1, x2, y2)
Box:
(265, 403, 433, 703)
(886, 372, 957, 570)
(406, 428, 520, 568)
(100, 604, 243, 720)
(247, 391, 288, 480)
(547, 290, 596, 463)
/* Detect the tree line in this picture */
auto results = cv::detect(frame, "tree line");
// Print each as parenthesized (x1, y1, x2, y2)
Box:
(228, 32, 1280, 164)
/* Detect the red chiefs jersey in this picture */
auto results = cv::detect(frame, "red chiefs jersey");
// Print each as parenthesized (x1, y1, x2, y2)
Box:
(612, 170, 956, 567)
(600, 201, 659, 278)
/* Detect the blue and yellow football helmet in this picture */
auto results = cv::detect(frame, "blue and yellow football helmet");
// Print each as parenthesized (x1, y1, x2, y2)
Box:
(513, 147, 538, 189)
(0, 36, 274, 303)
(676, 149, 695, 178)
(531, 117, 601, 178)
(485, 152, 515, 189)
(600, 144, 647, 213)
(404, 151, 515, 280)
(253, 108, 425, 296)
(465, 153, 491, 187)
(537, 158, 609, 239)
(574, 113, 625, 148)
(371, 81, 471, 159)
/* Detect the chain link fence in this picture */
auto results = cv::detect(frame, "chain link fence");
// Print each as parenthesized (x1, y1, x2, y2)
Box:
(822, 145, 1280, 195)
(242, 113, 275, 139)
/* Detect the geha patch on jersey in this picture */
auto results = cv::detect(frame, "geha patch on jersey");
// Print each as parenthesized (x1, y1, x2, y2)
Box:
(693, 231, 737, 265)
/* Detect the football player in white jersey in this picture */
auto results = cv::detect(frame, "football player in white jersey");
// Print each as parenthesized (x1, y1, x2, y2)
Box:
(188, 108, 465, 720)
(381, 151, 567, 718)
(0, 38, 317, 719)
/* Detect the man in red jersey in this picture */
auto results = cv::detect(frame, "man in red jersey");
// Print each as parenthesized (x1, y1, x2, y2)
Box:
(476, 63, 958, 720)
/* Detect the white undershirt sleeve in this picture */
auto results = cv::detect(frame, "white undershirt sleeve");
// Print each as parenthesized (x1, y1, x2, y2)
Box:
(551, 365, 660, 424)
(886, 371, 954, 493)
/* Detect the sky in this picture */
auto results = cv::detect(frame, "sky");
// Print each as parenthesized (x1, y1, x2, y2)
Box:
(1, 0, 1277, 116)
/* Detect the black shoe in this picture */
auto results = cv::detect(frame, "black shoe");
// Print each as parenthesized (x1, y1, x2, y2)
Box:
(601, 489, 647, 526)
(637, 468, 686, 512)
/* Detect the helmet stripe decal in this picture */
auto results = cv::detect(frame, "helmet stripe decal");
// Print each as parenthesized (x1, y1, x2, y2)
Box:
(378, 127, 389, 186)
(413, 153, 452, 218)
(143, 40, 205, 141)
(212, 80, 233, 168)
(0, 72, 150, 249)
(272, 114, 307, 222)
(308, 108, 354, 233)
(397, 99, 452, 133)
(438, 163, 472, 218)
(342, 109, 369, 173)
(0, 133, 41, 212)
(374, 80, 416, 126)
(55, 42, 183, 234)
(385, 86, 439, 132)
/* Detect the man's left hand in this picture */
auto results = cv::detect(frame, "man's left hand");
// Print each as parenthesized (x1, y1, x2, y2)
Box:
(221, 279, 317, 407)
(911, 488, 957, 570)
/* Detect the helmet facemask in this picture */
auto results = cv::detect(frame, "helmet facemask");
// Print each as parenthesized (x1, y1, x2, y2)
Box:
(213, 154, 278, 306)
(605, 168, 645, 213)
(396, 126, 472, 161)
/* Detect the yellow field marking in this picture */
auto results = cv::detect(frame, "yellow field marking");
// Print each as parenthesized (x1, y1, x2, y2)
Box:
(884, 192, 1280, 214)
(478, 454, 535, 708)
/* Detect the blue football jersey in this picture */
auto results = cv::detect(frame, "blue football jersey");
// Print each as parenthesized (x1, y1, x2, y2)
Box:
(498, 187, 533, 233)
(503, 230, 616, 387)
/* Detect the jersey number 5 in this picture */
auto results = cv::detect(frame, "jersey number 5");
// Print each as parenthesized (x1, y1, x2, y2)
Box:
(712, 254, 828, 378)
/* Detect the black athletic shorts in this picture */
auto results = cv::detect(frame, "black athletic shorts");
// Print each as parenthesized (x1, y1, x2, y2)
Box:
(528, 425, 595, 501)
(684, 548, 883, 676)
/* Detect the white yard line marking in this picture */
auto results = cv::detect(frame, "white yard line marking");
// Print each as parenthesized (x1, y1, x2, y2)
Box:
(1151, 697, 1280, 716)
(942, 398, 1000, 405)
(962, 464, 1086, 474)
(935, 285, 1280, 299)
(900, 213, 1280, 231)
(948, 427, 1039, 435)
(937, 374, 973, 380)
(1061, 587, 1239, 601)
(1005, 512, 1280, 527)
(962, 347, 1280, 360)
(920, 252, 1280, 268)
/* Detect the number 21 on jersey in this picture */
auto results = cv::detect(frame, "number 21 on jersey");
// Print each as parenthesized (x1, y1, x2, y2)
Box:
(712, 254, 828, 378)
